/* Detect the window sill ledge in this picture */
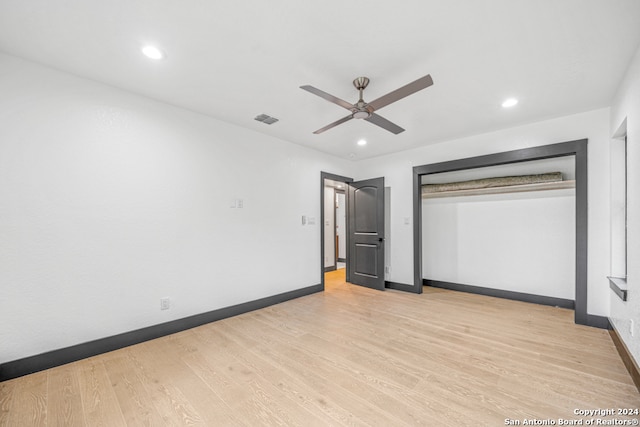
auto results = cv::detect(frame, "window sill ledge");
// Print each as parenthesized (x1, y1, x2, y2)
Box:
(608, 276, 628, 301)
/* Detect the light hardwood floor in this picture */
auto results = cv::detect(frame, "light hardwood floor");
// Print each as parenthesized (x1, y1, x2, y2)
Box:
(2, 269, 639, 426)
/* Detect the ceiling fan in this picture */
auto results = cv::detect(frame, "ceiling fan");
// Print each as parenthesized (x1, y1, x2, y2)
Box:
(300, 74, 433, 135)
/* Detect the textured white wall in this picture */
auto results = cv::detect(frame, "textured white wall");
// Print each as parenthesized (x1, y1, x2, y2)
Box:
(0, 53, 350, 364)
(609, 45, 640, 364)
(355, 108, 611, 316)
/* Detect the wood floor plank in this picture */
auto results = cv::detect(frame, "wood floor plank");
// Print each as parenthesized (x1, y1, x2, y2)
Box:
(47, 362, 86, 426)
(235, 309, 489, 425)
(203, 320, 390, 425)
(103, 352, 168, 426)
(76, 357, 127, 427)
(252, 338, 416, 426)
(0, 378, 16, 427)
(189, 326, 361, 426)
(123, 341, 209, 426)
(284, 292, 560, 418)
(189, 325, 348, 426)
(5, 370, 48, 426)
(141, 334, 248, 426)
(3, 268, 639, 425)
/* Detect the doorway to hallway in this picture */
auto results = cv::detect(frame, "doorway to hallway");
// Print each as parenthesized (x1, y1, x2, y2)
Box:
(320, 171, 386, 291)
(323, 179, 347, 273)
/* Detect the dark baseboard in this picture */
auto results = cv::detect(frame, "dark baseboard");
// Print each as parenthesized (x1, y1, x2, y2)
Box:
(424, 279, 575, 309)
(585, 314, 611, 330)
(337, 258, 346, 263)
(0, 283, 323, 382)
(385, 281, 421, 294)
(324, 266, 336, 272)
(424, 279, 612, 329)
(610, 323, 640, 393)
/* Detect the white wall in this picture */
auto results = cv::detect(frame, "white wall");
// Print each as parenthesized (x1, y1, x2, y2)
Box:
(610, 134, 627, 278)
(609, 44, 640, 364)
(0, 53, 351, 364)
(356, 108, 611, 316)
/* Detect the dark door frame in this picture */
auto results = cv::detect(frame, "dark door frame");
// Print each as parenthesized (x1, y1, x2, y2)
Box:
(321, 172, 353, 290)
(412, 139, 595, 326)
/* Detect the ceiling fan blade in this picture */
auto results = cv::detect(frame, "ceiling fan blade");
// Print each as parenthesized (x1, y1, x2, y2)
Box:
(367, 74, 433, 111)
(313, 115, 353, 134)
(300, 85, 354, 110)
(365, 113, 405, 134)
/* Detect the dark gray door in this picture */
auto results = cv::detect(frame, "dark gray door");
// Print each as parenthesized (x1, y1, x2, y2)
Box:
(347, 177, 385, 290)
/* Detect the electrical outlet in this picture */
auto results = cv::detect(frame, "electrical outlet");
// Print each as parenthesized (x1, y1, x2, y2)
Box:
(160, 297, 170, 310)
(385, 266, 391, 274)
(630, 319, 635, 337)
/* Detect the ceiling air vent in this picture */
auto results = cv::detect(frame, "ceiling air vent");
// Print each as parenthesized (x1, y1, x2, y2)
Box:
(254, 114, 279, 125)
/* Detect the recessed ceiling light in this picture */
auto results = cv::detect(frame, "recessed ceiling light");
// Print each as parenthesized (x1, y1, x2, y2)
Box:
(357, 139, 367, 146)
(141, 45, 165, 60)
(502, 98, 518, 108)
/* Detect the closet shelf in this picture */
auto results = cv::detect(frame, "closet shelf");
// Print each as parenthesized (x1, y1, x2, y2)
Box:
(422, 180, 576, 199)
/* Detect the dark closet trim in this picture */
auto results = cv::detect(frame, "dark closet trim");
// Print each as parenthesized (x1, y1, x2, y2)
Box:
(413, 139, 590, 325)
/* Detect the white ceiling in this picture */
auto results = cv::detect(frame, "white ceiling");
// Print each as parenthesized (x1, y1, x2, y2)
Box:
(1, 1, 639, 160)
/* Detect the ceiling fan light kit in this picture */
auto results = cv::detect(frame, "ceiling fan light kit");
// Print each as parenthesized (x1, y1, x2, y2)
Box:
(352, 110, 371, 119)
(300, 74, 433, 135)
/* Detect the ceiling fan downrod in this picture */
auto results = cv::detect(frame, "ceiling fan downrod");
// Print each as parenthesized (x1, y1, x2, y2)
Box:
(352, 77, 371, 119)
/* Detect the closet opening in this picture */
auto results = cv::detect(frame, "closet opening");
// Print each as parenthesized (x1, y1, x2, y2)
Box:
(422, 157, 576, 308)
(412, 139, 596, 326)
